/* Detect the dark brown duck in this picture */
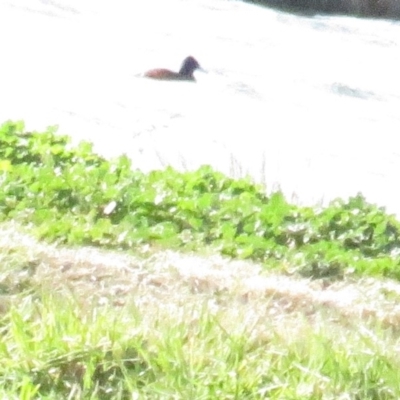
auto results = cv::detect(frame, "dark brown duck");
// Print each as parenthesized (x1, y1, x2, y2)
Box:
(144, 56, 202, 81)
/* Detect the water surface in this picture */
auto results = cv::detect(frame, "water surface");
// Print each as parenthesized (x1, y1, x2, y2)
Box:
(1, 0, 399, 213)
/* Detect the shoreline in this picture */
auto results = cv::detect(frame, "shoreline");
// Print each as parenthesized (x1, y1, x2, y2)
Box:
(248, 0, 400, 20)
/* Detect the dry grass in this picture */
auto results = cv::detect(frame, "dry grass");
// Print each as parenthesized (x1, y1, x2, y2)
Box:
(2, 221, 400, 333)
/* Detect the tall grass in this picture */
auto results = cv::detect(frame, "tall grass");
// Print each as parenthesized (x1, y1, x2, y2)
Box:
(0, 291, 399, 399)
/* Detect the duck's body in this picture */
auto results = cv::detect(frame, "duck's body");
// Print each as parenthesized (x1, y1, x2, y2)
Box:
(144, 56, 202, 81)
(144, 68, 194, 81)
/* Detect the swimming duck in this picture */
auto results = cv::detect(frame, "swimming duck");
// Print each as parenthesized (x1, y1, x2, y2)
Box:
(144, 56, 202, 81)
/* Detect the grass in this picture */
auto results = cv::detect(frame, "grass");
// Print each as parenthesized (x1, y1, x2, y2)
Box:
(4, 302, 400, 399)
(3, 280, 400, 399)
(2, 120, 400, 398)
(1, 223, 400, 399)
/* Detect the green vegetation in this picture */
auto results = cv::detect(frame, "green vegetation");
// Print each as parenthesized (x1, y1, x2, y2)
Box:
(1, 120, 400, 399)
(1, 120, 400, 280)
(1, 292, 399, 399)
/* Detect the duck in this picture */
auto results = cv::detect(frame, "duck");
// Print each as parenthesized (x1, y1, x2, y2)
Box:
(144, 56, 202, 81)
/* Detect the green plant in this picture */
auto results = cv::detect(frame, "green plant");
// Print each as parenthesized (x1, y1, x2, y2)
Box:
(1, 120, 400, 280)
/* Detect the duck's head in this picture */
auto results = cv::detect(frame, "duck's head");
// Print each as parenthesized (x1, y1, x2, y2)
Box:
(179, 56, 202, 78)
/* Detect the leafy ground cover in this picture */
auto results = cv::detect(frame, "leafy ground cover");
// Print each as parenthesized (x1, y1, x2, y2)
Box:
(2, 120, 400, 398)
(1, 120, 400, 281)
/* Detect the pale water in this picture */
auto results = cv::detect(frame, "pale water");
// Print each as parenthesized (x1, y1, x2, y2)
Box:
(1, 0, 400, 214)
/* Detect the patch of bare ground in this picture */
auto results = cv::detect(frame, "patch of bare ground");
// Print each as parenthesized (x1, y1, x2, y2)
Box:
(2, 222, 400, 332)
